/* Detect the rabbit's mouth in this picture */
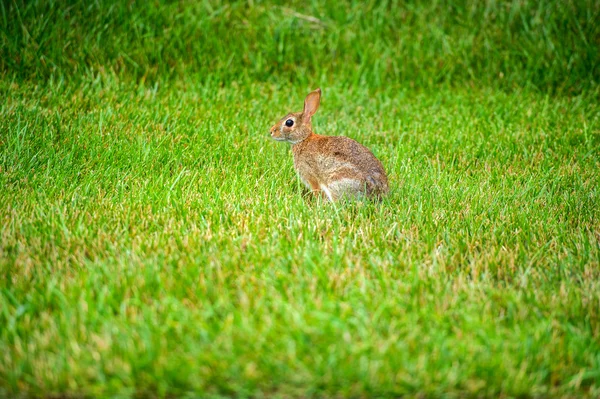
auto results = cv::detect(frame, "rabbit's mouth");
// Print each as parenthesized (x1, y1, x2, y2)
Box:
(270, 126, 288, 142)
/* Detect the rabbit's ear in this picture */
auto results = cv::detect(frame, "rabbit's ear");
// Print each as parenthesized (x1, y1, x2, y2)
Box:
(303, 88, 321, 121)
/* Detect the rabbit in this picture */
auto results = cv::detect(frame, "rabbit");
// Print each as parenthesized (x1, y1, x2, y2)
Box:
(269, 88, 388, 201)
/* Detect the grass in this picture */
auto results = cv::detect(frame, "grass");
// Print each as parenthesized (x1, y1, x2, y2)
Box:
(1, 0, 600, 398)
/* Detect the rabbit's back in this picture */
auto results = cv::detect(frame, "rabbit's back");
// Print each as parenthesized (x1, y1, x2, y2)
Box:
(292, 135, 388, 200)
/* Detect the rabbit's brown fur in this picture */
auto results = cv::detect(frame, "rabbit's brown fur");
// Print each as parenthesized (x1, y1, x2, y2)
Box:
(270, 88, 388, 201)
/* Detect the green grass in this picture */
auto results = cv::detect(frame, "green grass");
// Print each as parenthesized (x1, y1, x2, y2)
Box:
(1, 0, 600, 398)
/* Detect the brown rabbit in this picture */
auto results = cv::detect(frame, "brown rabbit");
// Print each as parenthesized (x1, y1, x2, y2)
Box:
(270, 88, 388, 201)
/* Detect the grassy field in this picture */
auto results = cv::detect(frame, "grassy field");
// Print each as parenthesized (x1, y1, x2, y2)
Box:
(1, 0, 600, 398)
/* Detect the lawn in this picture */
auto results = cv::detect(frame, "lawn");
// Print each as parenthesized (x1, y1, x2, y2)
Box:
(1, 1, 599, 398)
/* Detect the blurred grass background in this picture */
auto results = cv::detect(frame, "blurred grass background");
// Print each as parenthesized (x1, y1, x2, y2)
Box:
(2, 0, 599, 92)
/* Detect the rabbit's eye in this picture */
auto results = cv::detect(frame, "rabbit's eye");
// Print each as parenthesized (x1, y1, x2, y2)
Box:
(285, 119, 294, 127)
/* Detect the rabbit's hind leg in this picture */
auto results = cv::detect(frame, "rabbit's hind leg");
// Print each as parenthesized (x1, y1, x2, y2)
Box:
(325, 177, 365, 201)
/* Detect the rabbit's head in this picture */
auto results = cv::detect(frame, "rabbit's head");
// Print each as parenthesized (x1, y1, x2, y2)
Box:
(270, 88, 321, 144)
